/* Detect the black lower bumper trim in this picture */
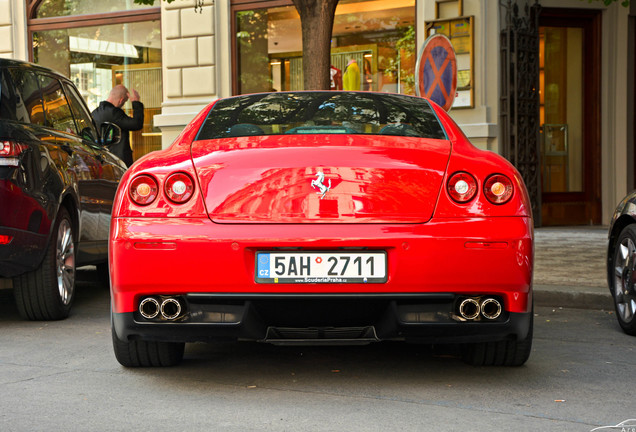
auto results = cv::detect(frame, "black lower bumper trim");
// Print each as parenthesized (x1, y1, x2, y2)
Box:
(0, 227, 47, 277)
(112, 295, 532, 345)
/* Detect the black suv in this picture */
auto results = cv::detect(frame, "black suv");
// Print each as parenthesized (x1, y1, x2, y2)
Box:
(0, 58, 125, 320)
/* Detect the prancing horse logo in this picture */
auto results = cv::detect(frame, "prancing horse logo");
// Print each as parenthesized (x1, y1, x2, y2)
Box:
(311, 171, 331, 199)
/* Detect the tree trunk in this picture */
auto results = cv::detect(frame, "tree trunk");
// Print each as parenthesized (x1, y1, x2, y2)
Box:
(292, 0, 339, 90)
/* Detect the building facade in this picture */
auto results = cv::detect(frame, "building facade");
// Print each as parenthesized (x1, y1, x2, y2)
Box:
(1, 0, 634, 226)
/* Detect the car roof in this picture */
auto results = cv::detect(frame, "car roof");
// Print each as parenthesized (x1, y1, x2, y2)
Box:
(0, 58, 71, 82)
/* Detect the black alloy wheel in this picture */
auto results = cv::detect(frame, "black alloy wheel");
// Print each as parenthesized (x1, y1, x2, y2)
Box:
(13, 207, 76, 320)
(611, 225, 636, 335)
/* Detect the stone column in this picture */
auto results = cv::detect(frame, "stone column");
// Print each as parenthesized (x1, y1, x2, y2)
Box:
(154, 0, 231, 149)
(0, 0, 28, 60)
(417, 0, 499, 152)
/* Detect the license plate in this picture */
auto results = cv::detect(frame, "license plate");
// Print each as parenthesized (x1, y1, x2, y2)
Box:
(255, 251, 387, 284)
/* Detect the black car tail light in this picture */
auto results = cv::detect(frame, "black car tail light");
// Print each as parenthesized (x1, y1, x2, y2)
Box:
(484, 174, 514, 204)
(129, 174, 159, 206)
(164, 172, 195, 204)
(0, 140, 26, 166)
(447, 171, 478, 203)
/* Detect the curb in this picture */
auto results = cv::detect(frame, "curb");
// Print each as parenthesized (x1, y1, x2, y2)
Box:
(534, 284, 614, 310)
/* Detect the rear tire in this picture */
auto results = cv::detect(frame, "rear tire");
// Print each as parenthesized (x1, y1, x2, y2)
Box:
(13, 207, 76, 320)
(609, 224, 636, 335)
(461, 313, 533, 367)
(111, 319, 185, 367)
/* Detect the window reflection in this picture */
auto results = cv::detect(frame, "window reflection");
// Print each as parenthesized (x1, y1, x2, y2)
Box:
(236, 0, 416, 95)
(2, 69, 45, 125)
(39, 74, 76, 133)
(33, 21, 162, 163)
(37, 0, 153, 18)
(197, 92, 446, 140)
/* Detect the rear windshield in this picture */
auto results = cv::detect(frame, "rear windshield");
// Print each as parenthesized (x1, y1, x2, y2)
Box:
(196, 92, 447, 140)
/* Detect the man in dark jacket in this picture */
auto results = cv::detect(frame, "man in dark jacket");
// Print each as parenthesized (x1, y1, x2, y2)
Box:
(92, 85, 144, 167)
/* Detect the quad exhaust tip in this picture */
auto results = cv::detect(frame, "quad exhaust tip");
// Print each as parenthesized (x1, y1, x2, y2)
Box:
(458, 297, 503, 321)
(139, 296, 183, 321)
(160, 298, 182, 320)
(139, 297, 160, 319)
(459, 298, 480, 320)
(480, 298, 502, 320)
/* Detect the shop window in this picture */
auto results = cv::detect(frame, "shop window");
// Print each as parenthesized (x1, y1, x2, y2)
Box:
(234, 0, 416, 95)
(29, 4, 162, 163)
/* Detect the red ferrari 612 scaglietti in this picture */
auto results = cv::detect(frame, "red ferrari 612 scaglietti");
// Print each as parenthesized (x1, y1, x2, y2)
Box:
(110, 91, 534, 367)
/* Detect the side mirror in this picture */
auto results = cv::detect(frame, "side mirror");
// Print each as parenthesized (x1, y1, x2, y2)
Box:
(80, 127, 98, 143)
(100, 122, 122, 147)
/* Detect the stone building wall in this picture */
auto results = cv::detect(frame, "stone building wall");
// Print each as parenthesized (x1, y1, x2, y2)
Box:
(0, 0, 13, 58)
(0, 0, 28, 60)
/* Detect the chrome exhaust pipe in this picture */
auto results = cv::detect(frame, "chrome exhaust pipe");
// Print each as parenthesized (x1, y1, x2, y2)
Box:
(139, 297, 160, 319)
(459, 298, 480, 320)
(160, 298, 182, 320)
(481, 298, 502, 320)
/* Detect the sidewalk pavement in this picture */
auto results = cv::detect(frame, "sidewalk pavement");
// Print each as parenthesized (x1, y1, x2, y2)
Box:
(533, 226, 613, 310)
(0, 226, 616, 311)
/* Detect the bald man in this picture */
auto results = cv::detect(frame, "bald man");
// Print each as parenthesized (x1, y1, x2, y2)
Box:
(92, 85, 144, 167)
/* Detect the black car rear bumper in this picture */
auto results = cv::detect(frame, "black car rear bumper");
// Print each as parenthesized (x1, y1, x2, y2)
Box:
(112, 293, 533, 345)
(0, 227, 47, 277)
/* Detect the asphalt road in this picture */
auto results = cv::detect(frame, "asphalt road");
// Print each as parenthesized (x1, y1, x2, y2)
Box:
(0, 269, 634, 432)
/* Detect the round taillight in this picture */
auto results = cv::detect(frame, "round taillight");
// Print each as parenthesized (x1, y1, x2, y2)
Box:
(447, 172, 477, 203)
(130, 175, 158, 206)
(484, 174, 514, 204)
(165, 172, 194, 204)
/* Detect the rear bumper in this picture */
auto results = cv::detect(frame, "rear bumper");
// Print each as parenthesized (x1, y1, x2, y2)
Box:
(0, 227, 47, 277)
(112, 293, 533, 345)
(111, 216, 533, 315)
(111, 216, 533, 344)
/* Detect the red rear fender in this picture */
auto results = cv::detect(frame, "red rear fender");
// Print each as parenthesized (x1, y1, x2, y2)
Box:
(112, 102, 216, 219)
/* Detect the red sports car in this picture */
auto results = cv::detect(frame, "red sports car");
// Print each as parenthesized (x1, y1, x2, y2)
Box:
(110, 91, 533, 367)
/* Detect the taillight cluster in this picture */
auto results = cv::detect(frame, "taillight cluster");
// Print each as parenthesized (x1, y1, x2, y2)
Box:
(129, 172, 195, 206)
(447, 172, 514, 205)
(483, 174, 514, 204)
(447, 172, 477, 203)
(0, 140, 26, 166)
(164, 172, 194, 203)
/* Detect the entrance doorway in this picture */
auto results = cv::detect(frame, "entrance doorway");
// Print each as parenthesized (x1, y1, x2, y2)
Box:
(539, 9, 601, 225)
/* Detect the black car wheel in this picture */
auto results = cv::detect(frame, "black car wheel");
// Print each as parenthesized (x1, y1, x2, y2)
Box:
(461, 311, 533, 366)
(13, 207, 76, 320)
(610, 225, 636, 335)
(111, 314, 185, 367)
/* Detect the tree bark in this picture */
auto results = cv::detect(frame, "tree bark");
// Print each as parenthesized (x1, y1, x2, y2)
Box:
(292, 0, 339, 90)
